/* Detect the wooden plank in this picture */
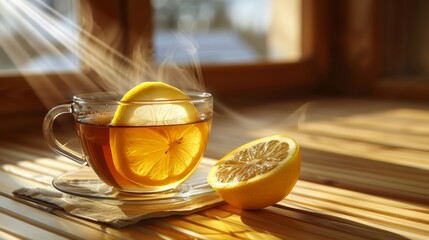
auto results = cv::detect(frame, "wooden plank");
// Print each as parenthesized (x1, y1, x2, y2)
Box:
(200, 208, 296, 240)
(0, 229, 22, 240)
(0, 164, 53, 185)
(281, 197, 427, 240)
(182, 214, 275, 240)
(0, 195, 119, 240)
(138, 223, 193, 240)
(0, 141, 79, 167)
(297, 121, 429, 151)
(296, 181, 428, 212)
(302, 149, 429, 183)
(335, 111, 429, 135)
(293, 182, 429, 224)
(290, 132, 429, 170)
(302, 162, 429, 203)
(289, 192, 429, 231)
(150, 219, 215, 240)
(260, 205, 401, 240)
(0, 212, 68, 240)
(214, 205, 353, 240)
(0, 170, 46, 195)
(277, 182, 429, 240)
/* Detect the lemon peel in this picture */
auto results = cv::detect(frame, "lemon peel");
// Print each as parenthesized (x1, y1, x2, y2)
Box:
(111, 82, 198, 126)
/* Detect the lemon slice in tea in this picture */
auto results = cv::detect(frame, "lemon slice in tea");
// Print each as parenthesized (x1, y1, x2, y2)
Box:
(111, 81, 198, 126)
(109, 82, 209, 191)
(207, 135, 300, 209)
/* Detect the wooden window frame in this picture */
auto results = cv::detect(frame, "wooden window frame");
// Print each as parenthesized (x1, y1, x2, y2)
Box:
(320, 0, 429, 100)
(371, 0, 429, 100)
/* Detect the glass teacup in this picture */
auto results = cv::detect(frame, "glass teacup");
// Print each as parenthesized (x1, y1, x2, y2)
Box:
(43, 92, 213, 194)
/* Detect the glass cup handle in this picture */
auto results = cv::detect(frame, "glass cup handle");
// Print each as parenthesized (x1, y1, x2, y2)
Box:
(42, 104, 87, 165)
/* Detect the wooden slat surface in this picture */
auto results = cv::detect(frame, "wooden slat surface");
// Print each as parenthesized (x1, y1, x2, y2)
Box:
(1, 98, 428, 239)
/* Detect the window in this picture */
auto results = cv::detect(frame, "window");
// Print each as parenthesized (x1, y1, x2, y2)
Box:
(152, 0, 302, 64)
(141, 0, 322, 100)
(0, 0, 78, 74)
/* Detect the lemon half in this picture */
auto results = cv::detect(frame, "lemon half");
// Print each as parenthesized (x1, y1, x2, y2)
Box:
(207, 135, 301, 209)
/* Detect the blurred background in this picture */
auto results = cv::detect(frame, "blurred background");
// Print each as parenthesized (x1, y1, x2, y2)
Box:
(1, 0, 429, 134)
(0, 0, 296, 70)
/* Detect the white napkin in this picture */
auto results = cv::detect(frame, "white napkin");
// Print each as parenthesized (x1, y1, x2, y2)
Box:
(14, 186, 222, 228)
(13, 158, 223, 228)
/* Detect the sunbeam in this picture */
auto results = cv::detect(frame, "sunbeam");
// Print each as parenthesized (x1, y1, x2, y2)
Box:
(0, 0, 207, 108)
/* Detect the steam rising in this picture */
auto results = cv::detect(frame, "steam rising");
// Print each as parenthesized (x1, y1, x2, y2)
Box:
(0, 0, 205, 107)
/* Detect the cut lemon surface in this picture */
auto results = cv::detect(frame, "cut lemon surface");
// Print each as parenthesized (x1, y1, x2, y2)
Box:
(207, 134, 300, 209)
(109, 82, 208, 190)
(110, 122, 209, 188)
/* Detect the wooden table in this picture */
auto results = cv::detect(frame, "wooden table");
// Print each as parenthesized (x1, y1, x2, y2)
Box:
(1, 98, 428, 239)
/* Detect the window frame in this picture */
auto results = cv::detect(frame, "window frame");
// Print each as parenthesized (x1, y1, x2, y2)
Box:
(315, 0, 429, 100)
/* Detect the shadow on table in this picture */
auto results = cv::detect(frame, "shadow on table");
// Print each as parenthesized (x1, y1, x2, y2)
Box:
(230, 204, 411, 240)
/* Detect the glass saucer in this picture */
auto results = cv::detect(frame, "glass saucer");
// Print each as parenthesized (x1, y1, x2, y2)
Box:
(52, 167, 214, 205)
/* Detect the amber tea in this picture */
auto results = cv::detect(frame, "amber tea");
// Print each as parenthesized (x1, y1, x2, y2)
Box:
(76, 117, 212, 192)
